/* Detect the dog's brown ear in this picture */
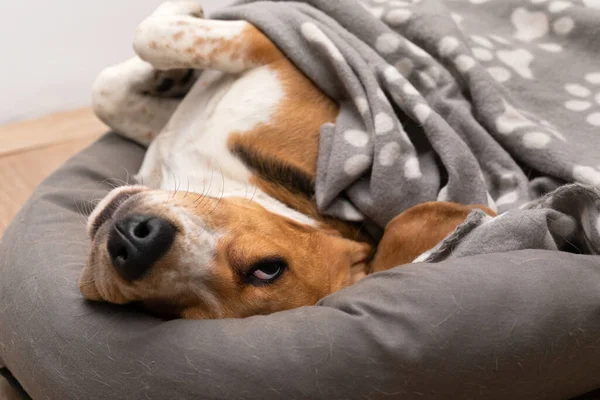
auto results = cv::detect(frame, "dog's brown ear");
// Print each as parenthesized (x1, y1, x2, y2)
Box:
(370, 202, 495, 273)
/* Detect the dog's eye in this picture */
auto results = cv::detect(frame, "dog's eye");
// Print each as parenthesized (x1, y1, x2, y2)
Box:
(246, 258, 287, 284)
(253, 265, 281, 280)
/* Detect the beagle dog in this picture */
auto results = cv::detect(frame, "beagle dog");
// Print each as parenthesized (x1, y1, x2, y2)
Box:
(80, 1, 494, 319)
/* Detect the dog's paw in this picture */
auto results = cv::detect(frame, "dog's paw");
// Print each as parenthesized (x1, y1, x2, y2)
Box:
(152, 1, 204, 18)
(144, 68, 200, 98)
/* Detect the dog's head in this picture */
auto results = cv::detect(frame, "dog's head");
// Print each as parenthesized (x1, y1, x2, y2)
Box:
(79, 186, 371, 319)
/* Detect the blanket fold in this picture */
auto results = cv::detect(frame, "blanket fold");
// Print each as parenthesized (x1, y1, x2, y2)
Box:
(214, 0, 600, 256)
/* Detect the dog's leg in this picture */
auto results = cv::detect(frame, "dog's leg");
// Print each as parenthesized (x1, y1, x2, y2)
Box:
(370, 202, 496, 272)
(92, 57, 199, 146)
(134, 8, 283, 73)
(96, 1, 282, 144)
(91, 2, 207, 145)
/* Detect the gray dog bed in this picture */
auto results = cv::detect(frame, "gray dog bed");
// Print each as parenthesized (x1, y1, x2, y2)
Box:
(1, 133, 600, 399)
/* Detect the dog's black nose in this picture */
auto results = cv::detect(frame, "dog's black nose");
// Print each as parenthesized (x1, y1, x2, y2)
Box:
(107, 215, 176, 281)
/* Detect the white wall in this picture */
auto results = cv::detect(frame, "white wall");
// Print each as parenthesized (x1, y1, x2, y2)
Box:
(0, 0, 234, 124)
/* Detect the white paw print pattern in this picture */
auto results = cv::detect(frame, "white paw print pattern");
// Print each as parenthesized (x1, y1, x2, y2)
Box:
(564, 72, 600, 127)
(512, 3, 576, 43)
(533, 0, 600, 10)
(359, 0, 421, 20)
(301, 22, 344, 61)
(495, 99, 567, 149)
(582, 0, 600, 8)
(468, 33, 565, 82)
(573, 165, 600, 187)
(328, 199, 365, 221)
(440, 34, 540, 83)
(437, 36, 478, 76)
(460, 34, 531, 82)
(466, 2, 577, 82)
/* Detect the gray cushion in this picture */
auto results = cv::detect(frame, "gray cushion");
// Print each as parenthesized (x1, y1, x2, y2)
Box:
(1, 133, 600, 400)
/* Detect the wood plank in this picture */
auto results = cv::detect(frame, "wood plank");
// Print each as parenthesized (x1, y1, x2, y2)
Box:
(0, 108, 107, 157)
(0, 136, 101, 236)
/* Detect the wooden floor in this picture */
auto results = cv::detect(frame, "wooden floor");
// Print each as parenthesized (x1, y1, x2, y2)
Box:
(0, 108, 107, 237)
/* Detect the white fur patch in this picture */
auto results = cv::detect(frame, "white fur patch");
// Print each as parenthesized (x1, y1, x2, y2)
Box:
(134, 17, 249, 72)
(136, 66, 317, 227)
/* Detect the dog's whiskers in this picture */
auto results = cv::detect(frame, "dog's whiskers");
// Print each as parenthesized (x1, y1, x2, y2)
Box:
(101, 179, 122, 190)
(206, 167, 226, 218)
(119, 166, 131, 186)
(183, 177, 190, 199)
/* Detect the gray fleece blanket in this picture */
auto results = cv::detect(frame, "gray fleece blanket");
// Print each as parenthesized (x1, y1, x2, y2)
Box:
(215, 0, 600, 259)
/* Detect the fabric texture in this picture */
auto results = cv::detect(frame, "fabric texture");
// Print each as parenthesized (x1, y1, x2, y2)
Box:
(213, 0, 600, 255)
(0, 134, 600, 399)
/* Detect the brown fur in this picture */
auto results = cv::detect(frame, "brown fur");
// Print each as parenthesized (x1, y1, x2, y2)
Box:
(80, 191, 371, 319)
(81, 14, 496, 320)
(371, 202, 496, 273)
(226, 39, 369, 241)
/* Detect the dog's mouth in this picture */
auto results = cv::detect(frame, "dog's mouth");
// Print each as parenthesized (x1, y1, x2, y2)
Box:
(87, 186, 149, 239)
